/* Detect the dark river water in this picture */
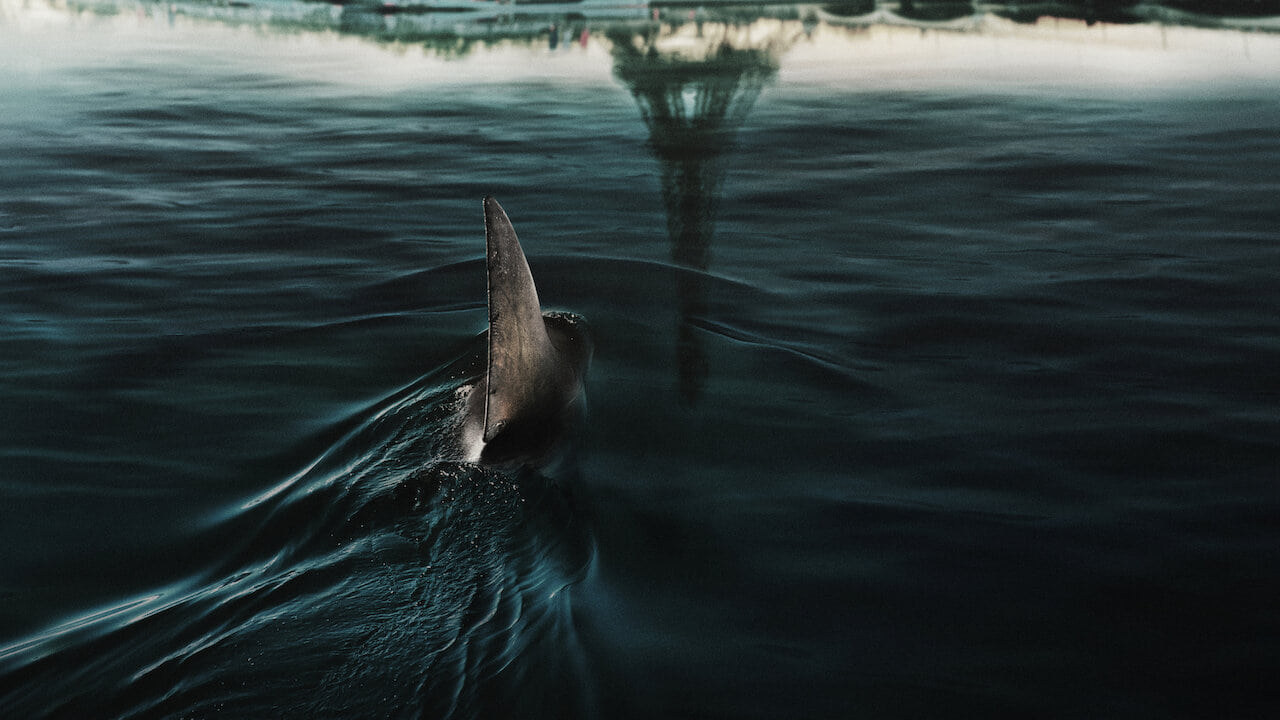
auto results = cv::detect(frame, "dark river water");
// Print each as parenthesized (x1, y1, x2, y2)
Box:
(2, 1, 1279, 717)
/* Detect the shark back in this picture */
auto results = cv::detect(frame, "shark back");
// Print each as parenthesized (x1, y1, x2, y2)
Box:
(478, 198, 591, 462)
(483, 196, 555, 443)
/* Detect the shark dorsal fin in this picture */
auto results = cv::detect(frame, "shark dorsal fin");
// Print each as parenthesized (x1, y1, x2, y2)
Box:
(483, 196, 555, 443)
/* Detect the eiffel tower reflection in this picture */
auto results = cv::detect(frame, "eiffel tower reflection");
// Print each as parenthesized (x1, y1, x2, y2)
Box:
(608, 20, 800, 406)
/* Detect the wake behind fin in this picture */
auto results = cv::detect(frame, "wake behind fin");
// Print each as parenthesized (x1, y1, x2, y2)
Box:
(482, 196, 555, 443)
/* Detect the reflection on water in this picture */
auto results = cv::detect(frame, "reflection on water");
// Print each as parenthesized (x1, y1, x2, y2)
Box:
(609, 22, 797, 404)
(3, 0, 1280, 717)
(16, 0, 1280, 54)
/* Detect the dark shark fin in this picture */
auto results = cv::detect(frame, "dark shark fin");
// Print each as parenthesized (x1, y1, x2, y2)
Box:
(483, 196, 555, 443)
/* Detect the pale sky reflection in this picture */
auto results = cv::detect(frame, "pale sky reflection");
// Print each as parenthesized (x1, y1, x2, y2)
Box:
(4, 0, 1278, 95)
(782, 16, 1280, 93)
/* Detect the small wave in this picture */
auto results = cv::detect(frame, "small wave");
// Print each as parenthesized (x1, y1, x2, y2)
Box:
(0, 344, 595, 718)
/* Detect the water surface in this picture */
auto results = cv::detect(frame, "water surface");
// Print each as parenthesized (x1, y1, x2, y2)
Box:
(2, 2, 1279, 717)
